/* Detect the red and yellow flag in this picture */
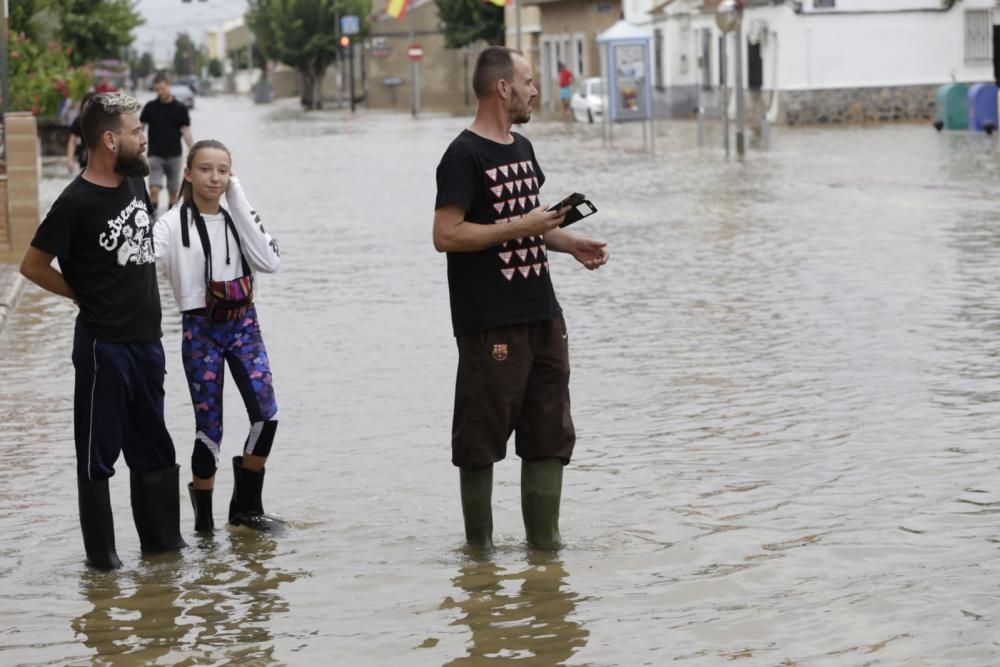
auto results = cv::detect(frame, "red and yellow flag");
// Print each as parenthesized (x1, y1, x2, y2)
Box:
(387, 0, 410, 17)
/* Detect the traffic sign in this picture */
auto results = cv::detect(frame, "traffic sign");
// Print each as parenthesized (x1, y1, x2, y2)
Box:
(407, 43, 424, 62)
(341, 15, 360, 35)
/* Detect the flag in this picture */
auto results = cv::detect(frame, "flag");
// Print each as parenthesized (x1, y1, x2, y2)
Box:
(484, 0, 510, 5)
(387, 0, 410, 18)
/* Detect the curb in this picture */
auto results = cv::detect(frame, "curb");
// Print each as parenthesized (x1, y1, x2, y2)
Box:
(0, 272, 25, 335)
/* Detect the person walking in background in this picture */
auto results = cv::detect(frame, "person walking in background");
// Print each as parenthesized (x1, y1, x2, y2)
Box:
(557, 62, 574, 121)
(66, 92, 95, 173)
(141, 72, 193, 213)
(433, 47, 609, 551)
(18, 93, 187, 570)
(154, 140, 285, 534)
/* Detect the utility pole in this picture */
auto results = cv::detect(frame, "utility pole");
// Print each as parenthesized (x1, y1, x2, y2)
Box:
(409, 11, 419, 117)
(1, 0, 8, 116)
(515, 0, 522, 52)
(734, 15, 745, 160)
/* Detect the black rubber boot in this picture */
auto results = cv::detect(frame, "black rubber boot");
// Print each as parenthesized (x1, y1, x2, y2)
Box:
(129, 464, 188, 553)
(521, 458, 564, 551)
(460, 465, 494, 550)
(229, 456, 286, 533)
(188, 483, 214, 533)
(78, 478, 123, 570)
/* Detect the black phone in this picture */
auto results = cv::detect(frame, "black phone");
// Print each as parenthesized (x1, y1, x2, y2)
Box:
(547, 193, 597, 228)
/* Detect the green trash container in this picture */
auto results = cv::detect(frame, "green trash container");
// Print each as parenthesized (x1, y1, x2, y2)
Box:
(935, 83, 969, 130)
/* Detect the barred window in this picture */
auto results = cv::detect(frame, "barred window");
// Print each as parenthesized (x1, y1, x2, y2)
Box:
(965, 9, 992, 63)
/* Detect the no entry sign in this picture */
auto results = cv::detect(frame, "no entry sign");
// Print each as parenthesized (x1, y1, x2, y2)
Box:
(407, 43, 424, 62)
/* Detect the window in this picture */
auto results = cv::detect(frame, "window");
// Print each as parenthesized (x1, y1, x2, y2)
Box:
(965, 9, 992, 63)
(577, 39, 585, 76)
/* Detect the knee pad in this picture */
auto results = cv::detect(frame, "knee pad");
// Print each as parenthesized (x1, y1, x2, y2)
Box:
(244, 420, 277, 458)
(192, 435, 221, 479)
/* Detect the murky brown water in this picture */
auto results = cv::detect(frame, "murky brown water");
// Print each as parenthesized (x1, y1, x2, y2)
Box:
(2, 96, 1000, 665)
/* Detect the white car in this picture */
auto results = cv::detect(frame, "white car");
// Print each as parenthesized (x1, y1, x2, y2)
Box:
(171, 84, 195, 110)
(570, 78, 605, 123)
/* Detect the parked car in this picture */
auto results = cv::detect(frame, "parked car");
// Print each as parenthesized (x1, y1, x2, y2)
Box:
(172, 84, 195, 110)
(570, 77, 605, 123)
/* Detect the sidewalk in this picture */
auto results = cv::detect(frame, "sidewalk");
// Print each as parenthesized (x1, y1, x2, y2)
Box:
(0, 260, 24, 334)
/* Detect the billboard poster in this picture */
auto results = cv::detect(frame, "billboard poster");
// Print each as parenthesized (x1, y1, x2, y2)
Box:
(612, 43, 648, 122)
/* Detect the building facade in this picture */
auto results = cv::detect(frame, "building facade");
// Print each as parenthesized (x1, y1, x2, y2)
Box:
(366, 0, 484, 113)
(624, 0, 998, 124)
(520, 0, 623, 112)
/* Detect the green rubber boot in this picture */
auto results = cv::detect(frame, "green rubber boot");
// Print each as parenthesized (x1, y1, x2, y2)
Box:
(460, 465, 494, 550)
(521, 458, 564, 551)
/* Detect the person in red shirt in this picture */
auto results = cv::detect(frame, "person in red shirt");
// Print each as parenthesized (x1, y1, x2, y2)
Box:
(557, 62, 573, 121)
(94, 78, 118, 94)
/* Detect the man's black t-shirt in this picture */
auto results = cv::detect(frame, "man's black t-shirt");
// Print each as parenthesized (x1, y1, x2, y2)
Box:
(31, 175, 162, 342)
(139, 98, 190, 158)
(435, 130, 561, 336)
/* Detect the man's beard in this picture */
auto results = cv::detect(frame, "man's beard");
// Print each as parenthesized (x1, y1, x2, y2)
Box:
(115, 150, 150, 177)
(510, 92, 532, 124)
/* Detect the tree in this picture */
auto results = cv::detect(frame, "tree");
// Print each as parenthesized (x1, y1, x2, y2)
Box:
(130, 51, 155, 80)
(52, 0, 143, 66)
(173, 32, 204, 76)
(207, 57, 224, 78)
(435, 0, 504, 49)
(247, 0, 370, 110)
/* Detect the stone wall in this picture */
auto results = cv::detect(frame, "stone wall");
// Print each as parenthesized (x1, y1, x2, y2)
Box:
(779, 85, 937, 126)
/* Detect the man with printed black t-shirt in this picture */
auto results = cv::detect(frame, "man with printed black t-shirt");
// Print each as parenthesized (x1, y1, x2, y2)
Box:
(19, 92, 186, 570)
(433, 46, 609, 551)
(141, 72, 193, 213)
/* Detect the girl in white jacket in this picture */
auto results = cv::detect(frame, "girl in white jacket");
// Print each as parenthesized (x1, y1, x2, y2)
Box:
(154, 139, 283, 534)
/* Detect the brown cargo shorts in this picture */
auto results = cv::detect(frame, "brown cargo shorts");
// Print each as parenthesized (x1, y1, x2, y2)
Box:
(451, 315, 576, 469)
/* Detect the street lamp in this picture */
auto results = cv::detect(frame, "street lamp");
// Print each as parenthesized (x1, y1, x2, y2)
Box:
(715, 0, 745, 159)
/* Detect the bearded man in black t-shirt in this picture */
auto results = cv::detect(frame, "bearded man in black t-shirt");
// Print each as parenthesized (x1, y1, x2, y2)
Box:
(19, 93, 187, 570)
(433, 46, 609, 551)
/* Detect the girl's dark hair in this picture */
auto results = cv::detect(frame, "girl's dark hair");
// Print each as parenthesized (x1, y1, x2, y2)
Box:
(179, 139, 231, 205)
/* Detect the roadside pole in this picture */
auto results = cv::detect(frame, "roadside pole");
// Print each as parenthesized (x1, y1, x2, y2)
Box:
(515, 0, 522, 52)
(734, 16, 746, 160)
(409, 13, 419, 117)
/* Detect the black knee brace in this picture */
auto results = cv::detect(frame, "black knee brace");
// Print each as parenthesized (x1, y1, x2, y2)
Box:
(192, 438, 220, 479)
(245, 420, 278, 458)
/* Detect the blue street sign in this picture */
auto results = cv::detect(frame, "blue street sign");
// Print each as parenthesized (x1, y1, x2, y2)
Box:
(341, 15, 360, 36)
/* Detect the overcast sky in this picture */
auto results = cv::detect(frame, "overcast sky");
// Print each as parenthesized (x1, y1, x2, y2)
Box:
(132, 0, 249, 62)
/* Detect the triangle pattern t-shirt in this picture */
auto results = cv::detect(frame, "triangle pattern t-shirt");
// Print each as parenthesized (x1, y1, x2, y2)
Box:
(435, 130, 561, 337)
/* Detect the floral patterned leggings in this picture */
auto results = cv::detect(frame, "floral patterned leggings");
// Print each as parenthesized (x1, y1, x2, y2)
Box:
(181, 306, 278, 474)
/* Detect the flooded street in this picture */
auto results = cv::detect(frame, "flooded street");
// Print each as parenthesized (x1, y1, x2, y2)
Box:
(3, 95, 1000, 665)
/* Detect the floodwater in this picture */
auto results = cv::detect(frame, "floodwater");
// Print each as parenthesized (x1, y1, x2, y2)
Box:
(2, 95, 1000, 665)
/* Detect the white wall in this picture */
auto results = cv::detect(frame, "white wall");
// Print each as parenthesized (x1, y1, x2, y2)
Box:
(798, 0, 943, 13)
(651, 1, 996, 93)
(773, 3, 995, 89)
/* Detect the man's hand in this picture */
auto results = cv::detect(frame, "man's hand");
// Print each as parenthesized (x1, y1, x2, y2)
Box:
(519, 205, 568, 237)
(569, 236, 609, 270)
(19, 246, 77, 301)
(545, 227, 609, 270)
(433, 205, 568, 253)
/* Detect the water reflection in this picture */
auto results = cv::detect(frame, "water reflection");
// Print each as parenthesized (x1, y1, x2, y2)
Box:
(72, 533, 299, 663)
(442, 554, 588, 665)
(72, 556, 186, 662)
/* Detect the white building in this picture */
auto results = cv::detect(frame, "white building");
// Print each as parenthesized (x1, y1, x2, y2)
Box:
(623, 0, 998, 124)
